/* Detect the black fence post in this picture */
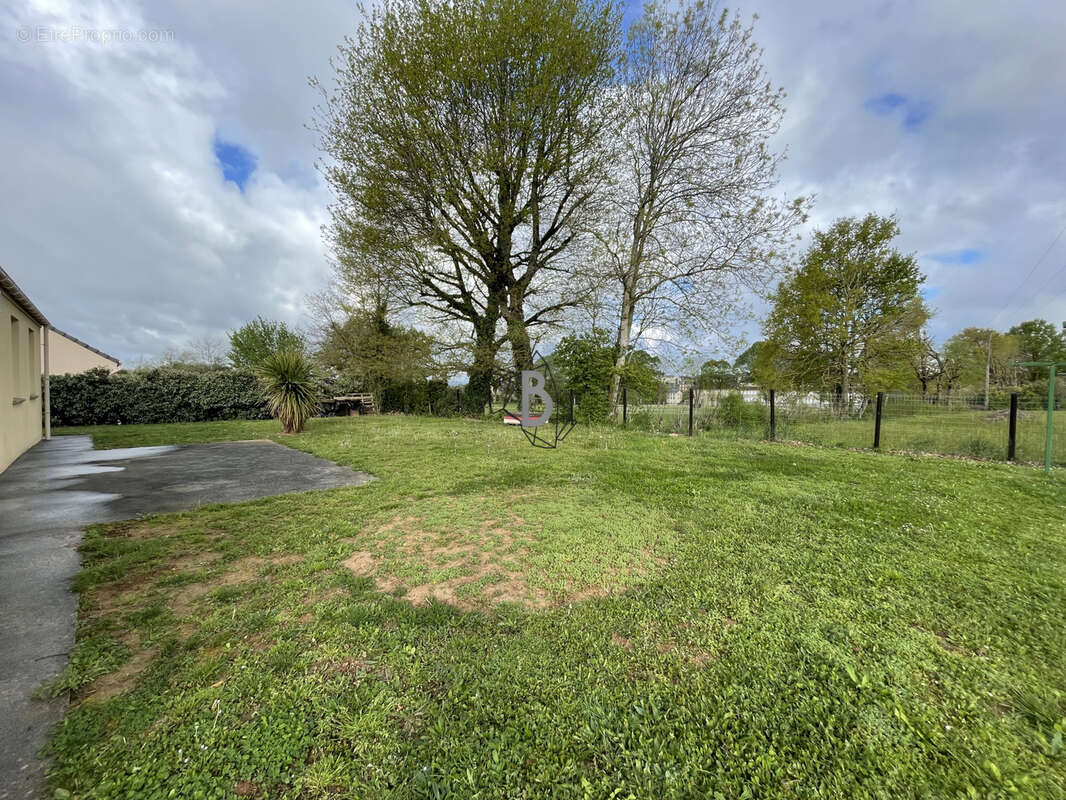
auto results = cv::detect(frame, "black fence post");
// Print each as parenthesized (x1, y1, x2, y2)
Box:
(873, 391, 884, 449)
(622, 387, 627, 427)
(769, 388, 776, 441)
(1008, 392, 1018, 461)
(688, 387, 694, 436)
(569, 390, 575, 424)
(456, 387, 461, 414)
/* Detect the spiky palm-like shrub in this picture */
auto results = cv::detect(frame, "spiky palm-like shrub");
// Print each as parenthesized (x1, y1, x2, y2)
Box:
(256, 350, 319, 433)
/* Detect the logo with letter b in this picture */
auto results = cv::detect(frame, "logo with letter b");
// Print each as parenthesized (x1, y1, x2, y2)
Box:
(499, 353, 575, 448)
(520, 370, 554, 427)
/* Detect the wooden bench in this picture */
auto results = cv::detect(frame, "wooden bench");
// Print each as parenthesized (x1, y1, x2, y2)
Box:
(332, 394, 377, 415)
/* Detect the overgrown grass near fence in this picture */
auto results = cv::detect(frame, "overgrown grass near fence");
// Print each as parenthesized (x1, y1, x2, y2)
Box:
(620, 392, 1065, 467)
(784, 406, 1065, 464)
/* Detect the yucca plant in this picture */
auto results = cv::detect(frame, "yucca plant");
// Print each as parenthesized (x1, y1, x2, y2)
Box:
(255, 350, 319, 434)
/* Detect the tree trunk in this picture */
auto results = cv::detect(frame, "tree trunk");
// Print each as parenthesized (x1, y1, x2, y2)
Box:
(609, 270, 638, 420)
(464, 315, 499, 415)
(839, 353, 851, 420)
(505, 291, 534, 373)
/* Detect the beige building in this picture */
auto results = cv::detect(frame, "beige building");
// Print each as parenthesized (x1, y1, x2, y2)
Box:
(44, 327, 121, 375)
(1, 266, 50, 473)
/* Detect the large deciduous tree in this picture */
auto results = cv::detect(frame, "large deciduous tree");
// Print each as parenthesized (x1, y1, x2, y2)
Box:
(228, 317, 305, 369)
(941, 328, 1019, 401)
(316, 0, 618, 412)
(598, 0, 806, 418)
(1008, 319, 1066, 380)
(759, 214, 929, 406)
(313, 296, 437, 399)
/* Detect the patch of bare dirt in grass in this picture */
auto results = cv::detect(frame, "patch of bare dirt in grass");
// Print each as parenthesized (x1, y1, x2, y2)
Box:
(87, 578, 152, 619)
(342, 510, 660, 611)
(344, 542, 549, 610)
(84, 646, 157, 702)
(484, 577, 549, 608)
(166, 551, 224, 572)
(156, 554, 303, 633)
(343, 550, 378, 575)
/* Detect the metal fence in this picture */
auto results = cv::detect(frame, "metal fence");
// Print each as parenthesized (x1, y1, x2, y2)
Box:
(615, 387, 1064, 468)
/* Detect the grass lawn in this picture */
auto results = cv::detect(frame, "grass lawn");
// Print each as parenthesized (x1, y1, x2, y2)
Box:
(46, 417, 1066, 798)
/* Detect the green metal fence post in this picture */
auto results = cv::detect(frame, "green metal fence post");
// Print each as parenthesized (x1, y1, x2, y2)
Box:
(1015, 360, 1064, 474)
(1045, 365, 1056, 474)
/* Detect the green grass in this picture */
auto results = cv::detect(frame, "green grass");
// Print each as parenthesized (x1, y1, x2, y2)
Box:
(54, 417, 352, 448)
(44, 417, 1066, 799)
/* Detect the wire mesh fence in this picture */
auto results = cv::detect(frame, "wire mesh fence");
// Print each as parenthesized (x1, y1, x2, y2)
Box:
(613, 387, 1064, 467)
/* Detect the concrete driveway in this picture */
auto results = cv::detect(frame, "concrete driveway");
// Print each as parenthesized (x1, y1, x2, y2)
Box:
(0, 435, 372, 799)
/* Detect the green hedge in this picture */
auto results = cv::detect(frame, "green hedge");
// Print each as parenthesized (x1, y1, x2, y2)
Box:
(49, 367, 271, 426)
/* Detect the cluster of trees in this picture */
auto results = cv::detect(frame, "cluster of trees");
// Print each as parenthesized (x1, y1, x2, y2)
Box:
(154, 0, 1052, 423)
(913, 319, 1066, 405)
(738, 213, 1064, 406)
(314, 0, 805, 416)
(548, 329, 664, 421)
(753, 214, 931, 401)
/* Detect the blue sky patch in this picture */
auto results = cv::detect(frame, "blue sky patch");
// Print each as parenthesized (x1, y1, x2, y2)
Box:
(930, 249, 983, 265)
(213, 136, 256, 191)
(864, 93, 932, 131)
(903, 102, 932, 130)
(863, 93, 907, 115)
(922, 287, 942, 300)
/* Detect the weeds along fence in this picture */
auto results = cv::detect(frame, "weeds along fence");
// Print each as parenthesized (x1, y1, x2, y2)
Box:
(615, 387, 1064, 467)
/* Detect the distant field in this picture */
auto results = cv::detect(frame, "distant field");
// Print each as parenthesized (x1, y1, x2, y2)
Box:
(786, 408, 1065, 465)
(626, 402, 1066, 466)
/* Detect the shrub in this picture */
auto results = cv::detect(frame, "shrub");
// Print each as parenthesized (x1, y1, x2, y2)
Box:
(255, 351, 319, 434)
(711, 392, 769, 430)
(958, 435, 1003, 461)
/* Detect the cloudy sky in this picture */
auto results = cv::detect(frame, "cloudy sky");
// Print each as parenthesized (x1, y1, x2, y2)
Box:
(2, 0, 1065, 367)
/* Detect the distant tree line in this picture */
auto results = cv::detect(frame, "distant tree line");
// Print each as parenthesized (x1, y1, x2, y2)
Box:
(745, 213, 1065, 407)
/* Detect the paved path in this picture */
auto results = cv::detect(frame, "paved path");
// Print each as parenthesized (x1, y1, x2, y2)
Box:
(0, 435, 371, 799)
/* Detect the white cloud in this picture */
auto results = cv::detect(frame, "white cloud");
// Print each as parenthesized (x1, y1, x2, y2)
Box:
(0, 0, 352, 362)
